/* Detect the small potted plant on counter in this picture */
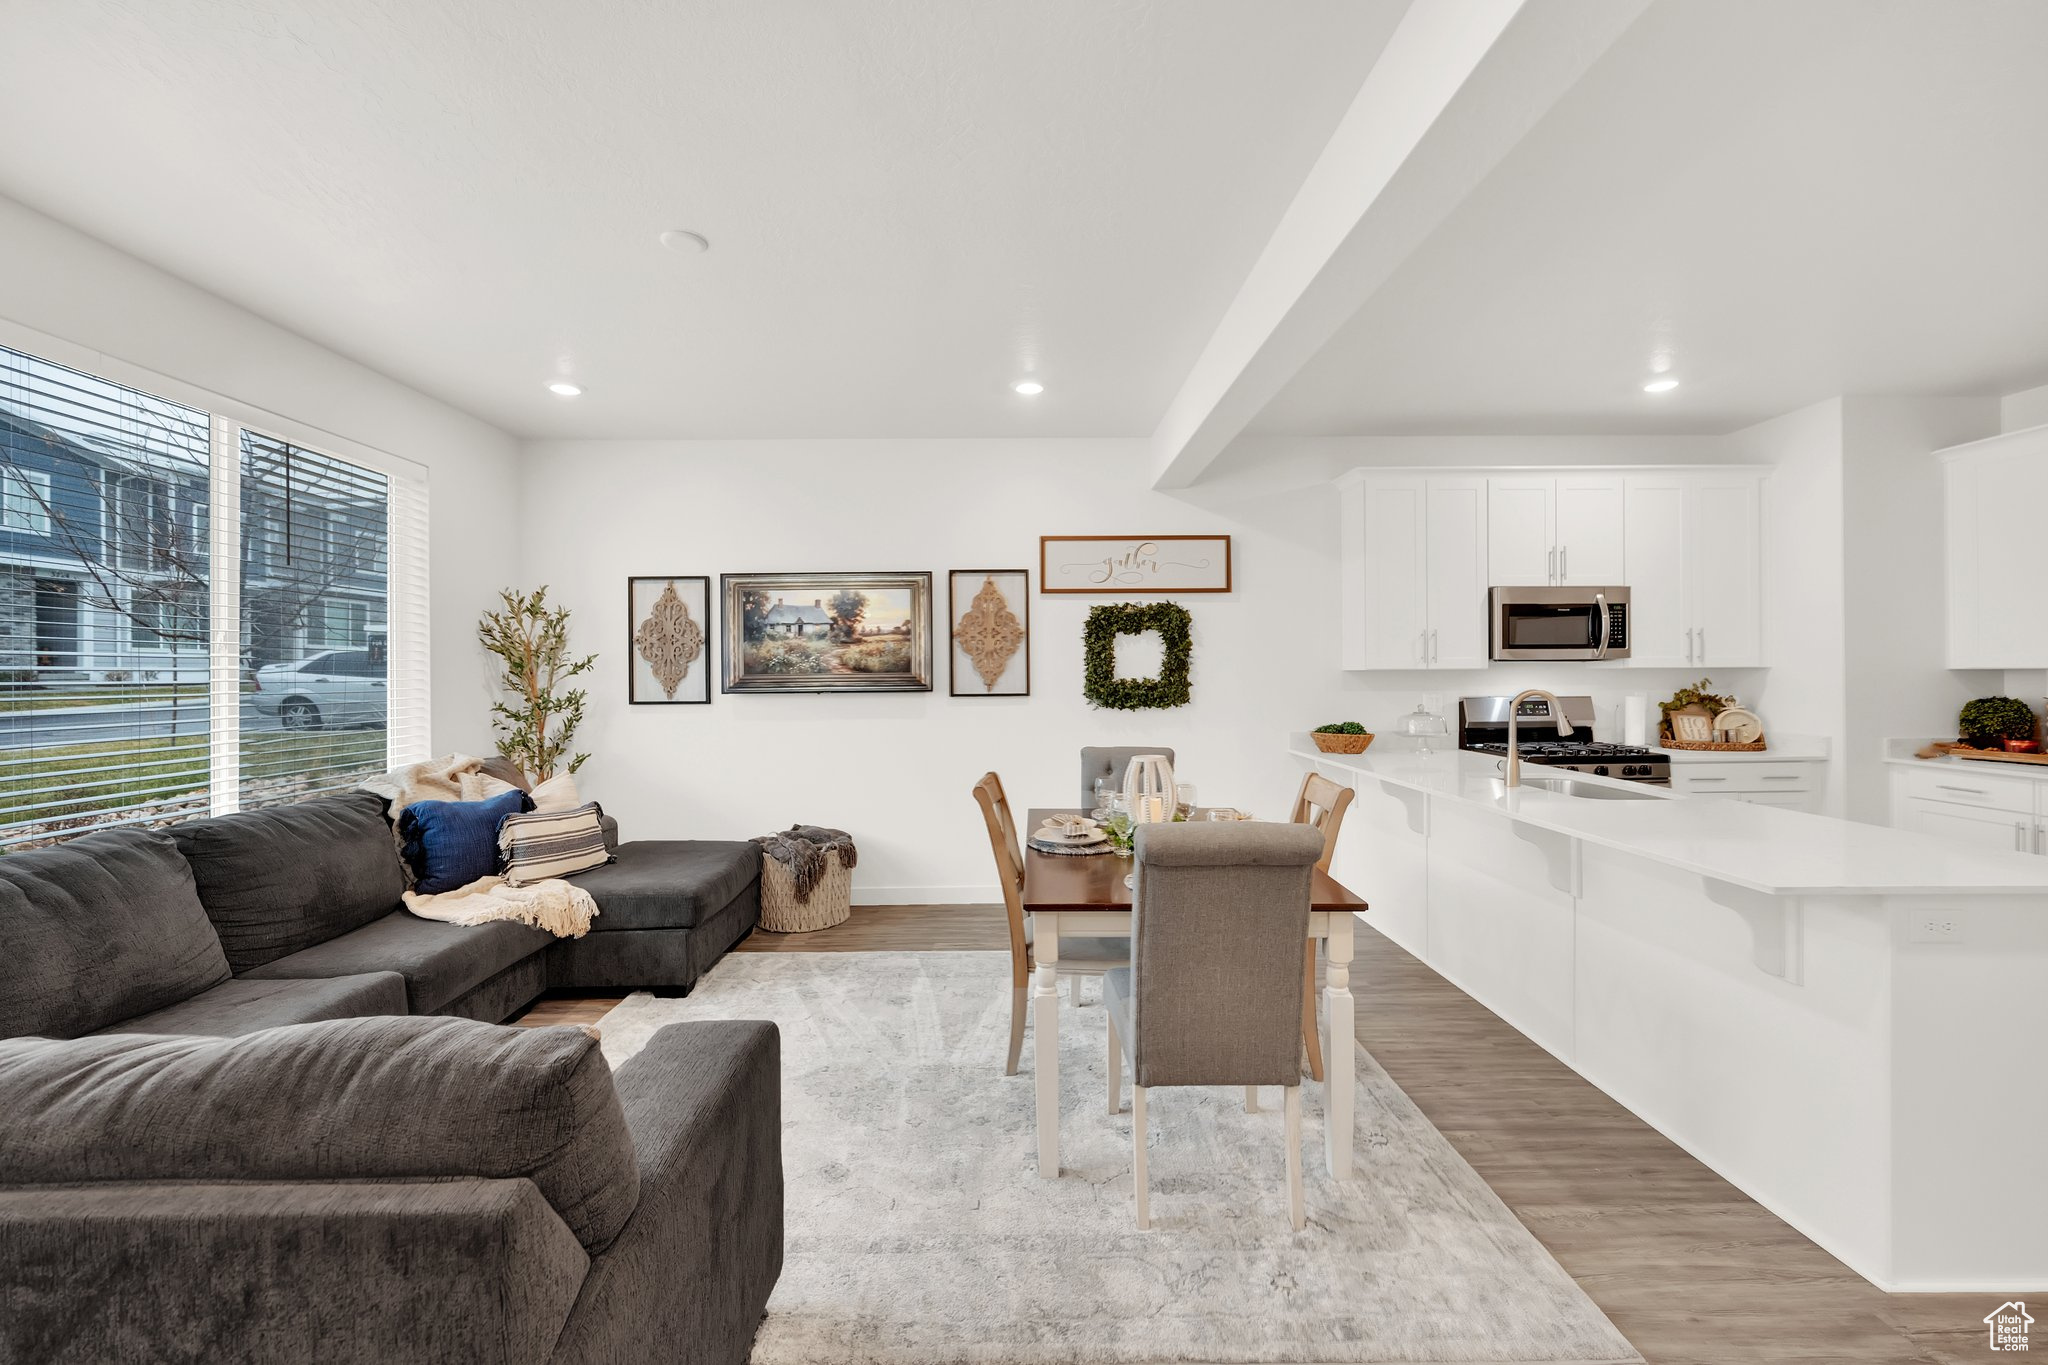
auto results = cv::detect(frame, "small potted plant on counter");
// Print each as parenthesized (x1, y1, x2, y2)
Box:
(1311, 721, 1375, 754)
(1959, 696, 2039, 752)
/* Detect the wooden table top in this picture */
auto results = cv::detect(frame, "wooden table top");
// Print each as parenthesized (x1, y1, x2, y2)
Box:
(1019, 808, 1369, 912)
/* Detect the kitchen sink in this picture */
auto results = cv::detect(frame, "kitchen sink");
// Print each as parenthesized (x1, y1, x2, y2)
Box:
(1517, 776, 1667, 801)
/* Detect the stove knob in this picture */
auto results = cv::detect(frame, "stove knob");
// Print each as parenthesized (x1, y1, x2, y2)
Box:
(1623, 765, 1641, 777)
(1594, 766, 1609, 776)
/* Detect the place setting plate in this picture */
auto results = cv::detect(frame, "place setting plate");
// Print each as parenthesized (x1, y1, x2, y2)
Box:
(1028, 816, 1111, 856)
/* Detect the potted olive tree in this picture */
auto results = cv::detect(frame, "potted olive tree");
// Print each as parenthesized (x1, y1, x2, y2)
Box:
(478, 586, 597, 783)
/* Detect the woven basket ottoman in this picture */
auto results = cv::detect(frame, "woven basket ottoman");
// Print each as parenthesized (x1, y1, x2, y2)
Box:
(759, 849, 853, 932)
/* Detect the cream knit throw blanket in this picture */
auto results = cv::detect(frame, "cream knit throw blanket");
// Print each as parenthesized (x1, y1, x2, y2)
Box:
(360, 754, 598, 938)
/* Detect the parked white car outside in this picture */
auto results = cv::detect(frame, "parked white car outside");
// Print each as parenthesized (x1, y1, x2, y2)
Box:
(249, 650, 386, 729)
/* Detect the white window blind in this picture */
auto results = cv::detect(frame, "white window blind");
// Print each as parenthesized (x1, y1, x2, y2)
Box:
(0, 340, 431, 847)
(0, 346, 214, 845)
(237, 429, 394, 810)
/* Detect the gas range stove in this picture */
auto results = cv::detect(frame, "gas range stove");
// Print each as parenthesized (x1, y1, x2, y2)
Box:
(1457, 695, 1672, 784)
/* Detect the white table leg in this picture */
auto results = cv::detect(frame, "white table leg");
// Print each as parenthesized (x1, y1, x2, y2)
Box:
(1034, 911, 1062, 1178)
(1323, 912, 1355, 1180)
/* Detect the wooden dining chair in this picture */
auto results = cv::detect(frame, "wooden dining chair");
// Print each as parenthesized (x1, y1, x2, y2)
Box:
(972, 772, 1129, 1076)
(1291, 771, 1354, 1083)
(1105, 821, 1325, 1229)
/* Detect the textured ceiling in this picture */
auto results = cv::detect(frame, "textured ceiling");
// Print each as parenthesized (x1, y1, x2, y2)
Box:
(1248, 0, 2048, 436)
(0, 0, 1402, 438)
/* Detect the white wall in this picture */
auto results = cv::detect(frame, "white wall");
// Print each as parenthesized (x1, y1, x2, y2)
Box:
(1738, 399, 1848, 815)
(1838, 397, 2000, 820)
(0, 195, 519, 754)
(2003, 380, 2048, 434)
(521, 436, 1762, 900)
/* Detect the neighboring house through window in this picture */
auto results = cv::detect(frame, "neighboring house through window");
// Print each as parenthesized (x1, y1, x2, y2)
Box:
(1, 468, 50, 534)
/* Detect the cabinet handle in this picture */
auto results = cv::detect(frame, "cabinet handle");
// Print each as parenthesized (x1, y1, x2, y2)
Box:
(2036, 825, 2045, 855)
(1430, 629, 1439, 663)
(2020, 821, 2029, 853)
(1548, 546, 1556, 583)
(1697, 627, 1706, 663)
(1761, 775, 1802, 782)
(1560, 545, 1568, 581)
(1419, 630, 1428, 665)
(1935, 784, 1987, 795)
(1689, 776, 1729, 783)
(1685, 627, 1694, 664)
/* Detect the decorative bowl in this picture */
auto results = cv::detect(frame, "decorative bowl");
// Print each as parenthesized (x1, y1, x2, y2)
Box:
(1311, 731, 1374, 754)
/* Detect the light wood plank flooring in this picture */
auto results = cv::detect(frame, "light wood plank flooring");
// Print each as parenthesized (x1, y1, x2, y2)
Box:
(512, 906, 1997, 1364)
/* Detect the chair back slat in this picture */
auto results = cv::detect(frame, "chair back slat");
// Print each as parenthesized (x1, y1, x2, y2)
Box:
(1126, 822, 1323, 1089)
(972, 772, 1031, 987)
(1289, 771, 1355, 871)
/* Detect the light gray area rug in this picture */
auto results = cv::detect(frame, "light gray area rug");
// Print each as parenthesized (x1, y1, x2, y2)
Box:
(598, 951, 1640, 1365)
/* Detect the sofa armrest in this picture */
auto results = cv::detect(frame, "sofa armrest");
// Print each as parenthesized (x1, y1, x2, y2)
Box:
(0, 1179, 586, 1365)
(599, 813, 620, 853)
(548, 1021, 783, 1365)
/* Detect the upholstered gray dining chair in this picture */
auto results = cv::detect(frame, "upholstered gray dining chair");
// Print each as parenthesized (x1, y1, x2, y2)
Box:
(1079, 746, 1176, 810)
(1103, 821, 1324, 1230)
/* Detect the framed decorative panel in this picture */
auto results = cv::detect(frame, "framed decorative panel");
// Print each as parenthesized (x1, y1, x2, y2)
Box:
(628, 576, 712, 704)
(1039, 535, 1232, 593)
(720, 571, 933, 694)
(948, 569, 1029, 697)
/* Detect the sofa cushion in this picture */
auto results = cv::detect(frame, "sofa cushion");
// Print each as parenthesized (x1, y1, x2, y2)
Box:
(0, 828, 231, 1040)
(501, 801, 612, 886)
(171, 791, 407, 974)
(399, 788, 532, 894)
(241, 909, 550, 1014)
(0, 1015, 640, 1253)
(564, 840, 761, 932)
(91, 972, 409, 1037)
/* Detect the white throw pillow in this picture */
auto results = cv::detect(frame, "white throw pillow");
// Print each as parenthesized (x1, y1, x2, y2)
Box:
(530, 772, 583, 813)
(458, 771, 519, 802)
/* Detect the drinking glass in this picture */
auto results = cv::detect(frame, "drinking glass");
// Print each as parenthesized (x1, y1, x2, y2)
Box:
(1092, 776, 1118, 819)
(1102, 808, 1135, 858)
(1175, 782, 1197, 820)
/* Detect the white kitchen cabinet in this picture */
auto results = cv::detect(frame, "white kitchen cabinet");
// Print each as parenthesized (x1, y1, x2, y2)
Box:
(1889, 761, 2047, 855)
(1669, 756, 1824, 811)
(1687, 474, 1764, 668)
(1897, 798, 2035, 854)
(1486, 474, 1623, 585)
(1941, 424, 2048, 669)
(1619, 470, 1765, 670)
(1339, 472, 1487, 669)
(1621, 474, 1690, 668)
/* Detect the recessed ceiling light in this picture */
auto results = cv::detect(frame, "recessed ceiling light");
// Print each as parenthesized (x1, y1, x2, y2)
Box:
(547, 381, 583, 398)
(1013, 380, 1044, 396)
(659, 229, 710, 253)
(1641, 376, 1680, 394)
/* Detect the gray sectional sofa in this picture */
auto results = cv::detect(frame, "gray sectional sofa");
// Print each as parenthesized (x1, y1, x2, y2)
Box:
(0, 790, 782, 1364)
(0, 1014, 784, 1365)
(0, 788, 764, 1040)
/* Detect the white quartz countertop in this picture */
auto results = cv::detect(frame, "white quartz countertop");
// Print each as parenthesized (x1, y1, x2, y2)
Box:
(1883, 737, 2048, 779)
(1290, 737, 2048, 897)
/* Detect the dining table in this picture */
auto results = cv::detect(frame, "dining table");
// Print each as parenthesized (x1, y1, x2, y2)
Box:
(1019, 807, 1369, 1181)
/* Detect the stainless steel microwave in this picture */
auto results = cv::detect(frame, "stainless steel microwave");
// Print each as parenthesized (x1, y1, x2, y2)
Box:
(1490, 585, 1631, 661)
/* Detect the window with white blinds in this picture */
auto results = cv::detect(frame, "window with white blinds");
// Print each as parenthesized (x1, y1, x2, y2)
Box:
(0, 340, 429, 848)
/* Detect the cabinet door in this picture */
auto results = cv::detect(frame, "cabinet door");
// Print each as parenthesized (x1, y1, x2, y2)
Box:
(1554, 474, 1625, 584)
(1944, 440, 2048, 668)
(1356, 476, 1429, 669)
(1487, 477, 1554, 585)
(1896, 797, 2032, 854)
(1427, 476, 1491, 668)
(1623, 474, 1690, 667)
(1686, 474, 1764, 668)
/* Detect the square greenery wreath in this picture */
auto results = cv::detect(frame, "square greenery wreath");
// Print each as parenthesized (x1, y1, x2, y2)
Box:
(1083, 602, 1192, 710)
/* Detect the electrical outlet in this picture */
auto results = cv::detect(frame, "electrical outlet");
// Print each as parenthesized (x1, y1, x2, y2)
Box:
(1909, 912, 1966, 944)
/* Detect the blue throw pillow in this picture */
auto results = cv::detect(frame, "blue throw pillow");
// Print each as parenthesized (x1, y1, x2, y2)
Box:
(398, 789, 533, 895)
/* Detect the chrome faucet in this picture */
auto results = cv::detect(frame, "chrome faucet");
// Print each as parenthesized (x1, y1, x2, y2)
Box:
(1504, 689, 1574, 788)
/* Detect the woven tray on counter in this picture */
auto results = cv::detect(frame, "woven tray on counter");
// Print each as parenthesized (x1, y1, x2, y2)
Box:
(1659, 736, 1769, 753)
(1310, 732, 1375, 754)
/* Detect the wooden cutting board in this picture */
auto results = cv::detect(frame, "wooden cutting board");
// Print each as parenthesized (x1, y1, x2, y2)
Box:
(1944, 745, 2048, 767)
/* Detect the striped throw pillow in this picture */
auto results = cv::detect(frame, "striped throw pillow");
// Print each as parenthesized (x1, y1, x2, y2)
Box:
(499, 801, 612, 886)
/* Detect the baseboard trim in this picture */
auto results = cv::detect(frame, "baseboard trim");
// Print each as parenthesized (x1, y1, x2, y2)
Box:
(850, 886, 999, 906)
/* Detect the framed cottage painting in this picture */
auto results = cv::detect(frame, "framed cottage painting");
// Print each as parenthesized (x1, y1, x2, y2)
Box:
(1040, 535, 1231, 594)
(948, 569, 1029, 697)
(720, 571, 933, 694)
(628, 576, 712, 704)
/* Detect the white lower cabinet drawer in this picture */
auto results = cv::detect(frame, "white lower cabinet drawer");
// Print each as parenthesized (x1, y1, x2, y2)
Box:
(1892, 763, 2035, 815)
(1671, 760, 1820, 795)
(1896, 796, 2037, 853)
